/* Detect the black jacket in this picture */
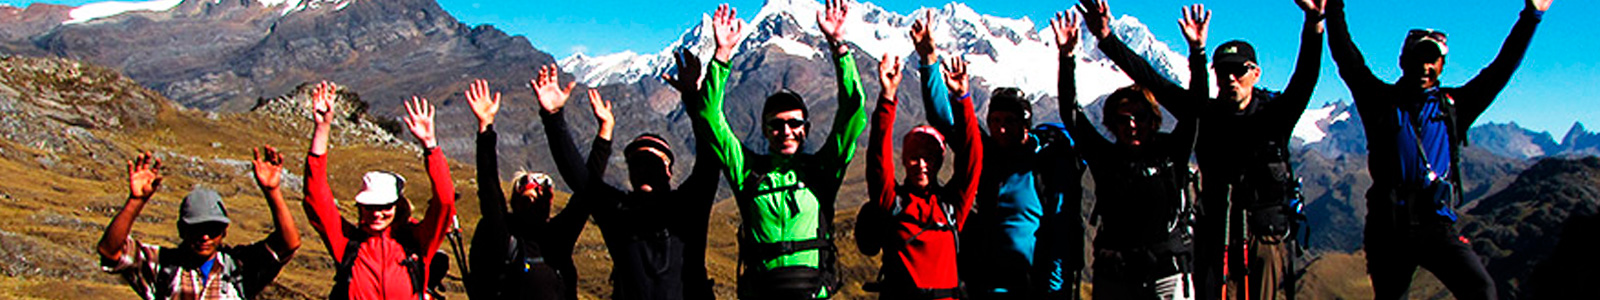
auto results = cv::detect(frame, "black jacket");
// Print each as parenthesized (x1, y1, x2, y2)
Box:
(543, 97, 722, 300)
(466, 125, 594, 300)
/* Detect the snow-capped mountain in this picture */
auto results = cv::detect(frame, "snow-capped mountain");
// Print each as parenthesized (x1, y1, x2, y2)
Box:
(63, 0, 351, 24)
(561, 0, 1194, 109)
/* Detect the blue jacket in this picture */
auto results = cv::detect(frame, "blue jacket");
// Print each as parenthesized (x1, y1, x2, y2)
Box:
(919, 58, 1085, 295)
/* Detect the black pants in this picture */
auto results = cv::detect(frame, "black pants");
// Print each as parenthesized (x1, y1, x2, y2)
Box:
(1364, 213, 1495, 300)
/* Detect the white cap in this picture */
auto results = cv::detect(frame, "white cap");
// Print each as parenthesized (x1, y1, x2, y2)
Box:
(353, 171, 406, 206)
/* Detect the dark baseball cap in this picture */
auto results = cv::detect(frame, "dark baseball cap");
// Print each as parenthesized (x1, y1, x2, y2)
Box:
(178, 186, 230, 226)
(1214, 40, 1257, 65)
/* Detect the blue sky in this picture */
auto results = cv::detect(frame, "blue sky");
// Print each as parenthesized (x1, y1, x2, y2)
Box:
(7, 0, 1595, 138)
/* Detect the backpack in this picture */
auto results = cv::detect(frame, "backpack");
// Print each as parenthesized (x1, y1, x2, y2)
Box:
(330, 226, 428, 300)
(859, 186, 966, 299)
(152, 248, 251, 299)
(607, 201, 686, 299)
(734, 157, 841, 299)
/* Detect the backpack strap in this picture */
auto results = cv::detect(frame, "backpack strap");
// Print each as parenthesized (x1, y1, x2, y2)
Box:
(329, 238, 365, 300)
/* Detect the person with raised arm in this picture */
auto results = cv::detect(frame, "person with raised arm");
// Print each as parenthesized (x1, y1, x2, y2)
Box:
(1061, 4, 1205, 298)
(301, 82, 457, 300)
(686, 1, 868, 298)
(857, 49, 984, 300)
(912, 9, 1089, 299)
(1326, 0, 1551, 299)
(97, 147, 301, 300)
(530, 50, 723, 299)
(462, 78, 583, 300)
(1080, 1, 1326, 298)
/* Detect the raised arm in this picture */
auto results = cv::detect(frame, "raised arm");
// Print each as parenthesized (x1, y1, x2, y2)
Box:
(665, 49, 723, 201)
(465, 79, 512, 287)
(815, 0, 870, 182)
(580, 89, 626, 206)
(693, 4, 754, 188)
(910, 11, 955, 133)
(252, 145, 301, 257)
(402, 97, 457, 272)
(1270, 0, 1328, 131)
(97, 151, 163, 261)
(1451, 0, 1548, 127)
(1325, 0, 1386, 96)
(948, 69, 983, 230)
(1081, 0, 1195, 118)
(303, 82, 350, 261)
(1180, 4, 1211, 113)
(867, 54, 902, 213)
(533, 64, 601, 192)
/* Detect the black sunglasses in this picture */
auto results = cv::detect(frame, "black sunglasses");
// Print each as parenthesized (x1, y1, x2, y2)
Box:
(180, 223, 228, 238)
(1214, 62, 1258, 78)
(357, 203, 397, 211)
(765, 118, 809, 130)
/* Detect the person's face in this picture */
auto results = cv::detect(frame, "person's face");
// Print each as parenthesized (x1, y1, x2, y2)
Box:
(986, 110, 1029, 147)
(1214, 62, 1260, 108)
(357, 203, 397, 233)
(179, 222, 228, 258)
(1403, 54, 1445, 89)
(627, 148, 674, 192)
(764, 109, 808, 155)
(1107, 100, 1160, 148)
(902, 151, 941, 189)
(514, 182, 548, 213)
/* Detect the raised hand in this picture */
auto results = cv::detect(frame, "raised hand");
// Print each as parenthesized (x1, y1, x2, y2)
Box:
(943, 56, 971, 98)
(252, 145, 284, 190)
(1527, 0, 1552, 12)
(1296, 0, 1326, 16)
(817, 0, 850, 55)
(712, 4, 745, 63)
(1077, 0, 1112, 39)
(126, 151, 163, 200)
(661, 48, 704, 93)
(910, 10, 937, 64)
(532, 64, 576, 114)
(1051, 10, 1082, 56)
(587, 89, 615, 141)
(1179, 4, 1211, 49)
(404, 96, 439, 149)
(311, 81, 337, 126)
(878, 54, 904, 102)
(466, 79, 501, 133)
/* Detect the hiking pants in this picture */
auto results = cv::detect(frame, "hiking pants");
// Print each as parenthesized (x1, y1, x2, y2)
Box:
(1365, 214, 1495, 300)
(1226, 234, 1292, 300)
(1092, 251, 1195, 300)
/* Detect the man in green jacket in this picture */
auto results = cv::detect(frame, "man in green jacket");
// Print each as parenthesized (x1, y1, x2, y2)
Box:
(688, 1, 868, 298)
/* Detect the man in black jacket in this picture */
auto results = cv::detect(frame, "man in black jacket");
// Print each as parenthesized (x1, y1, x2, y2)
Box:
(531, 48, 722, 300)
(1081, 1, 1325, 298)
(465, 79, 592, 300)
(1326, 0, 1551, 299)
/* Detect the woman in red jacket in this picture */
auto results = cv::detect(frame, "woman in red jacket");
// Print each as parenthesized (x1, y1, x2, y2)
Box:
(300, 82, 457, 300)
(858, 52, 983, 300)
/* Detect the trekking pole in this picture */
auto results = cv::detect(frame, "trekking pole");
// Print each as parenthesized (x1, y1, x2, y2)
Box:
(448, 216, 469, 277)
(1221, 185, 1233, 300)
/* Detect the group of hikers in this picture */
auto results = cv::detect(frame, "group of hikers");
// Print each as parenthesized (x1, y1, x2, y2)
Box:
(93, 0, 1553, 299)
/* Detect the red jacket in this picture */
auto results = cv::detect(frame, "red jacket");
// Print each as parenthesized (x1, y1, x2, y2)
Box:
(305, 148, 456, 299)
(866, 92, 983, 297)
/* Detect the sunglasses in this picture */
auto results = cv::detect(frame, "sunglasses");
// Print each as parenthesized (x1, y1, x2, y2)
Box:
(1108, 113, 1158, 125)
(357, 203, 397, 211)
(1407, 29, 1448, 45)
(180, 223, 228, 238)
(765, 118, 809, 131)
(1214, 62, 1258, 78)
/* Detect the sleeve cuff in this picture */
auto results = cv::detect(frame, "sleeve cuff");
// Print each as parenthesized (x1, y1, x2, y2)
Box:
(99, 237, 143, 272)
